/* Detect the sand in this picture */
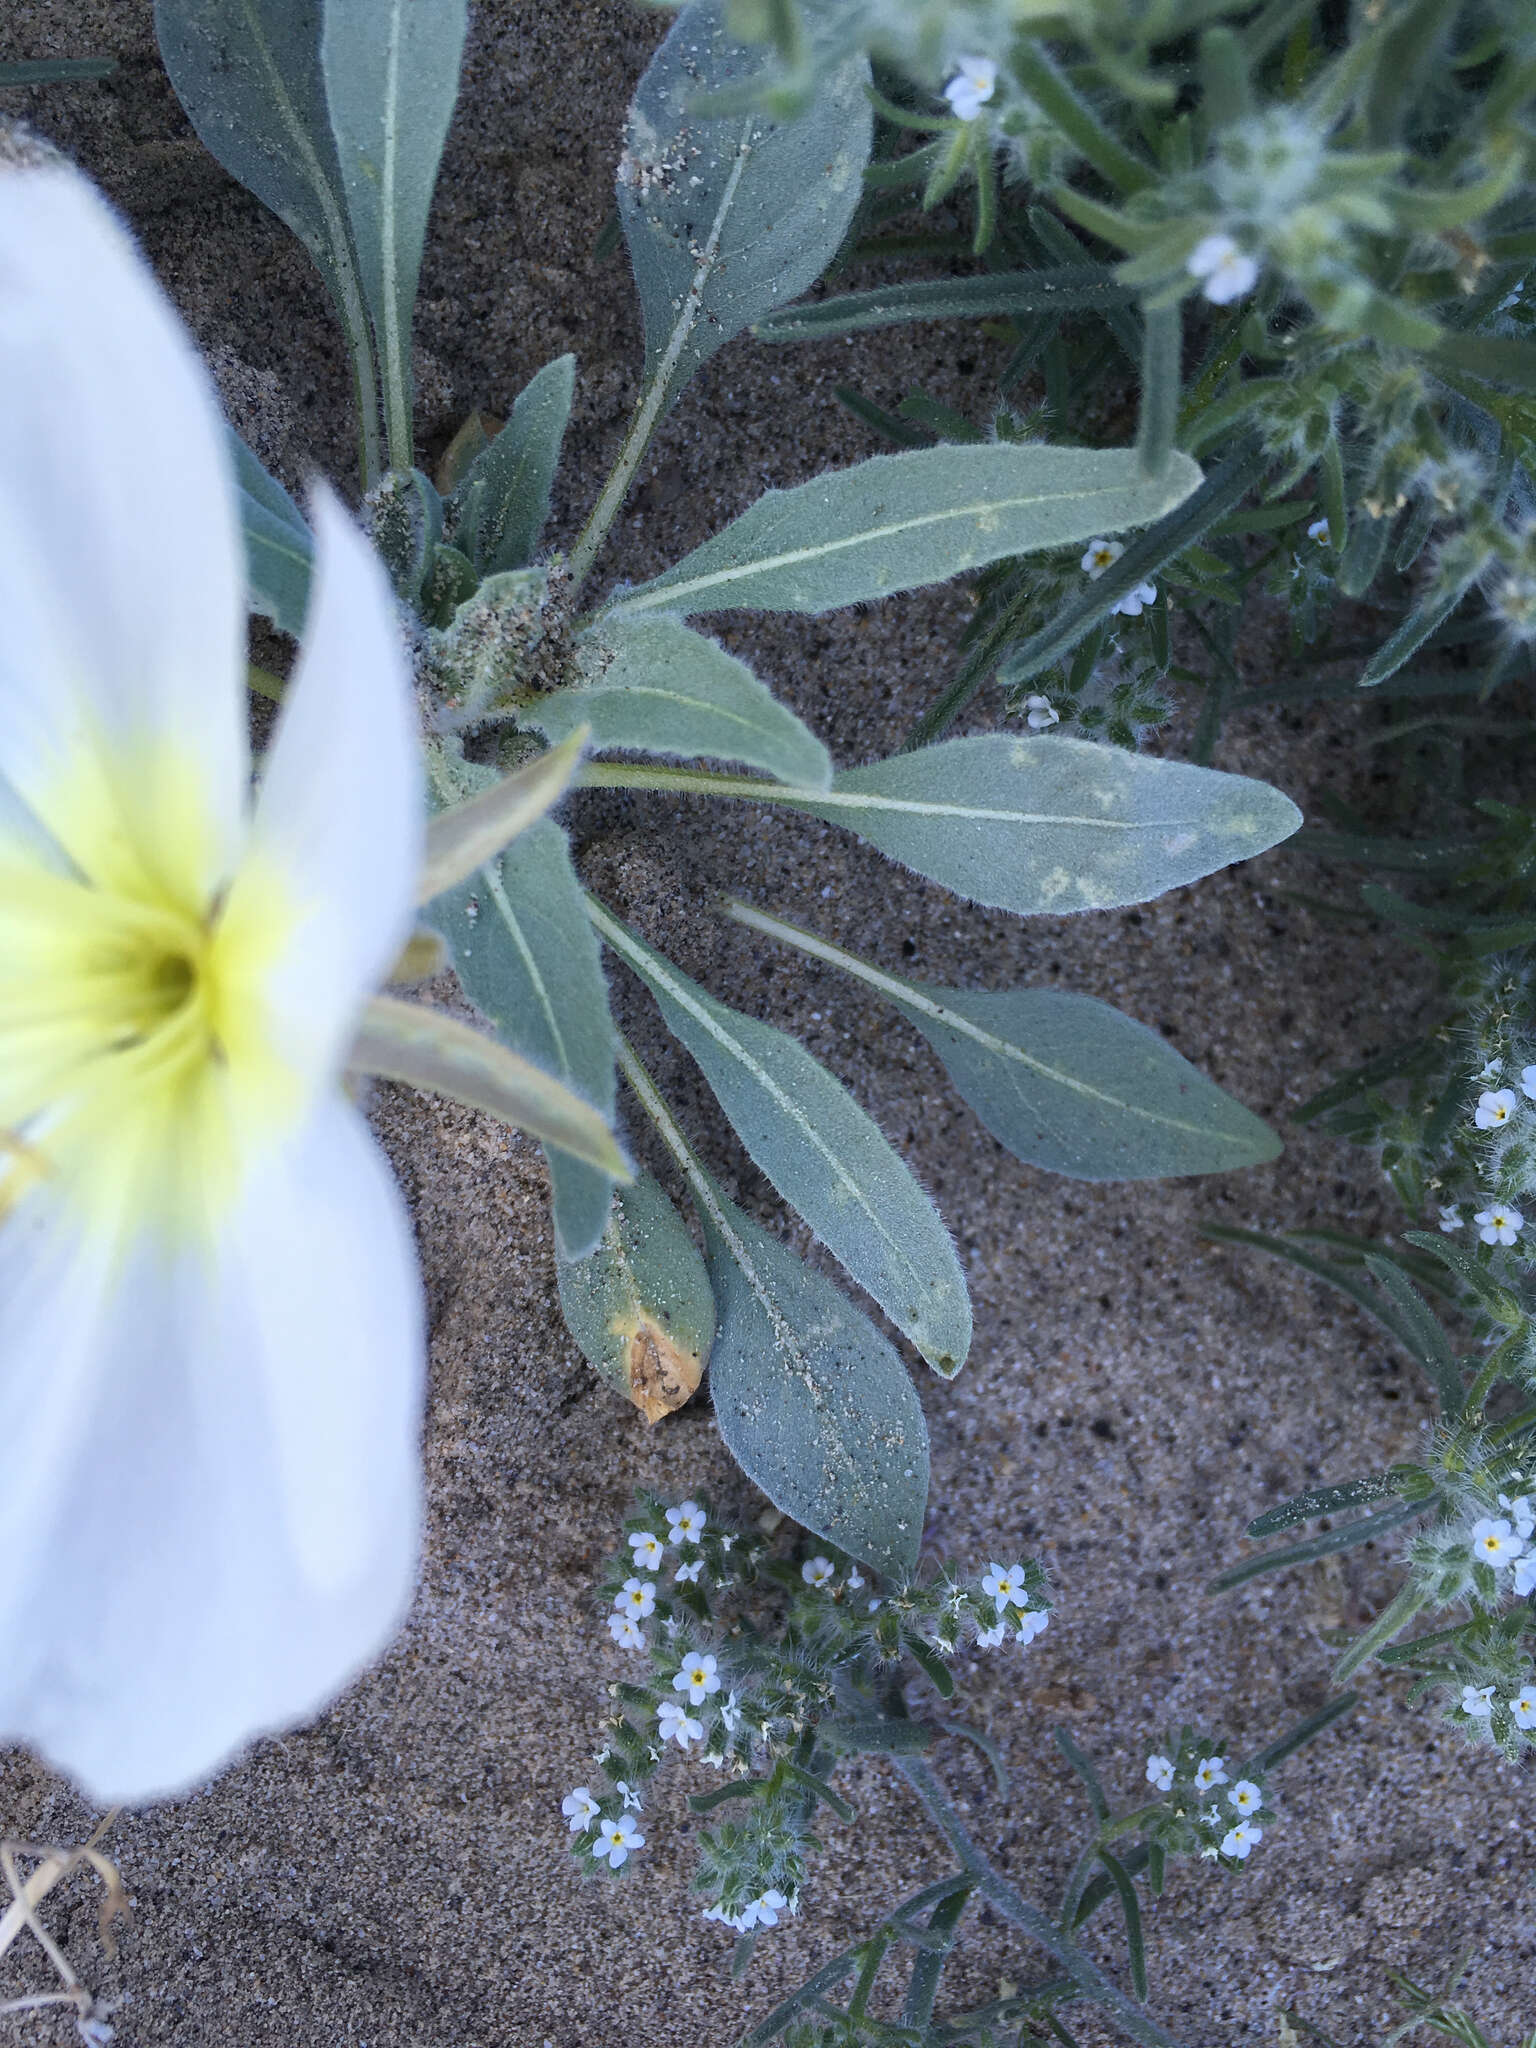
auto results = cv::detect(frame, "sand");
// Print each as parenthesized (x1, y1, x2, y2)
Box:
(1, 3, 1530, 2043)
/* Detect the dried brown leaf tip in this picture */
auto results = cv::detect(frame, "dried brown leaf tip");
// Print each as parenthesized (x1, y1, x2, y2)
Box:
(613, 1312, 705, 1425)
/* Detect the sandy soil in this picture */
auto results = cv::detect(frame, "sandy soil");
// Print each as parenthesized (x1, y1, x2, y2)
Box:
(2, 3, 1530, 2044)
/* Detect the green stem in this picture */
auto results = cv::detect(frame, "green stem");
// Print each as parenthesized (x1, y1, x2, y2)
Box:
(565, 117, 757, 599)
(894, 1756, 1184, 2048)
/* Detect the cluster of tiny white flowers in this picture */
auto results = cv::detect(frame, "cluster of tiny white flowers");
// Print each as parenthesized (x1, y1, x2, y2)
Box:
(1430, 1057, 1536, 1252)
(1079, 537, 1157, 617)
(1023, 693, 1059, 731)
(973, 1560, 1051, 1650)
(1143, 1748, 1270, 1864)
(942, 55, 997, 122)
(703, 1887, 792, 1934)
(1185, 231, 1260, 305)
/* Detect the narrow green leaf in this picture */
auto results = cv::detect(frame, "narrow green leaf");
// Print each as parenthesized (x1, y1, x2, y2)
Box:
(227, 428, 313, 635)
(592, 903, 970, 1375)
(351, 995, 628, 1178)
(321, 0, 468, 468)
(1402, 1231, 1526, 1326)
(1053, 1728, 1109, 1820)
(0, 57, 115, 86)
(1246, 1693, 1357, 1774)
(903, 1631, 956, 1698)
(418, 727, 587, 903)
(619, 0, 870, 419)
(427, 748, 618, 1259)
(1363, 1255, 1463, 1414)
(801, 734, 1298, 917)
(1095, 1848, 1147, 2001)
(1333, 1582, 1427, 1685)
(752, 268, 1138, 341)
(820, 1717, 934, 1755)
(610, 444, 1203, 618)
(456, 354, 575, 573)
(538, 616, 832, 789)
(1211, 1503, 1424, 1591)
(155, 0, 380, 476)
(1430, 331, 1536, 394)
(557, 1170, 715, 1422)
(1246, 1477, 1399, 1539)
(780, 1759, 855, 1821)
(727, 903, 1281, 1178)
(1201, 1224, 1424, 1351)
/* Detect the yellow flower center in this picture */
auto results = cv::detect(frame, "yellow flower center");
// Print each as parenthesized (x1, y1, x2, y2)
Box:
(0, 743, 300, 1246)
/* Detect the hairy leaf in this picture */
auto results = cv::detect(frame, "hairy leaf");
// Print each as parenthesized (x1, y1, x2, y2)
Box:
(321, 0, 467, 461)
(536, 616, 831, 788)
(592, 905, 970, 1374)
(696, 1170, 929, 1578)
(765, 734, 1299, 916)
(612, 445, 1203, 618)
(227, 429, 313, 635)
(557, 1170, 715, 1423)
(752, 267, 1137, 341)
(619, 0, 870, 418)
(455, 354, 575, 573)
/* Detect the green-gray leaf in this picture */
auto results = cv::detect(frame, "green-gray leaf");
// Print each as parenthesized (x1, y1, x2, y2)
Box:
(321, 0, 467, 463)
(427, 760, 617, 1259)
(557, 1170, 716, 1423)
(592, 905, 970, 1375)
(696, 1170, 929, 1578)
(227, 429, 313, 635)
(155, 0, 375, 434)
(800, 734, 1299, 915)
(619, 0, 870, 418)
(609, 444, 1203, 617)
(455, 354, 575, 574)
(727, 904, 1279, 1178)
(535, 616, 830, 789)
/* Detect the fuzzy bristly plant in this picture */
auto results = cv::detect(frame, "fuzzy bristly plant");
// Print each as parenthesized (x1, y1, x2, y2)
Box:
(149, 0, 1300, 1578)
(738, 0, 1536, 756)
(558, 1495, 1353, 2048)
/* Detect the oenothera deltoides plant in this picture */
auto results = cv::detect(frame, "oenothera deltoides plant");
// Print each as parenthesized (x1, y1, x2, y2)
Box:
(0, 141, 623, 1804)
(559, 1495, 1354, 2048)
(152, 0, 1300, 1578)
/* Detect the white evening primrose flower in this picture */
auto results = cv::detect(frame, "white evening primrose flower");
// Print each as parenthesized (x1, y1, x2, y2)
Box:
(1227, 1779, 1262, 1814)
(592, 1813, 645, 1868)
(1509, 1686, 1536, 1729)
(656, 1698, 705, 1749)
(719, 1691, 742, 1733)
(976, 1621, 1008, 1649)
(981, 1562, 1028, 1609)
(846, 1568, 865, 1590)
(1522, 1064, 1536, 1101)
(1470, 1518, 1525, 1567)
(1475, 1204, 1524, 1246)
(750, 1889, 790, 1927)
(1186, 232, 1260, 304)
(607, 1612, 645, 1650)
(1112, 580, 1158, 618)
(616, 1779, 643, 1812)
(1515, 1552, 1536, 1597)
(628, 1530, 665, 1571)
(1460, 1684, 1495, 1718)
(1221, 1820, 1262, 1859)
(1024, 694, 1060, 731)
(1194, 1755, 1229, 1790)
(616, 1575, 657, 1618)
(703, 1902, 752, 1931)
(561, 1787, 600, 1832)
(674, 1652, 722, 1705)
(1306, 517, 1330, 542)
(943, 56, 997, 122)
(802, 1556, 835, 1589)
(1476, 1057, 1504, 1085)
(0, 164, 425, 1804)
(1500, 1494, 1536, 1539)
(1475, 1088, 1519, 1130)
(1438, 1205, 1464, 1233)
(666, 1500, 706, 1546)
(1081, 538, 1123, 579)
(675, 1558, 704, 1584)
(1145, 1754, 1175, 1792)
(1014, 1609, 1049, 1645)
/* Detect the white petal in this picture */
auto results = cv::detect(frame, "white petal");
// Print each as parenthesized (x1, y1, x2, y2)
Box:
(0, 1097, 422, 1803)
(0, 165, 245, 891)
(235, 489, 423, 1092)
